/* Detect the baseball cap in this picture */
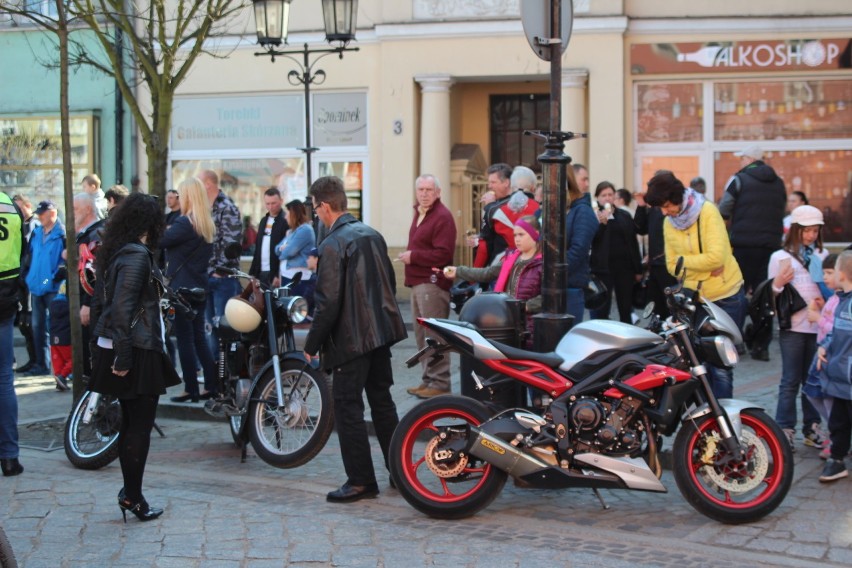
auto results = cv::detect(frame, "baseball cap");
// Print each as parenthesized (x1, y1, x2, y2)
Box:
(789, 204, 824, 227)
(34, 200, 57, 215)
(308, 247, 319, 258)
(734, 144, 764, 161)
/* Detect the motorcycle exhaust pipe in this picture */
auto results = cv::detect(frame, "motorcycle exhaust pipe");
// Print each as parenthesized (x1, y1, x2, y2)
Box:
(466, 426, 550, 478)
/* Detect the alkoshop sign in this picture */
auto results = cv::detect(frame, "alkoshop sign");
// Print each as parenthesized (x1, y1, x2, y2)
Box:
(631, 38, 850, 74)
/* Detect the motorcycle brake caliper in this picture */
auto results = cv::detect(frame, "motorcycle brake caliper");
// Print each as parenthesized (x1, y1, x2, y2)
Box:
(424, 427, 470, 478)
(700, 432, 721, 465)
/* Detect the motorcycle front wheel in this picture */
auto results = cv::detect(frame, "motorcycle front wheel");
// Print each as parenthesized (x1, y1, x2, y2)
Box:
(63, 391, 122, 470)
(389, 396, 506, 520)
(673, 408, 793, 524)
(247, 360, 334, 468)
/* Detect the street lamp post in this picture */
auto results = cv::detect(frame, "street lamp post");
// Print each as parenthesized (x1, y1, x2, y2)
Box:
(252, 0, 359, 193)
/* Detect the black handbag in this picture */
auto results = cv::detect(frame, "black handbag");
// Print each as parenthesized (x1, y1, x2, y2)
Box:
(632, 270, 650, 309)
(584, 274, 608, 310)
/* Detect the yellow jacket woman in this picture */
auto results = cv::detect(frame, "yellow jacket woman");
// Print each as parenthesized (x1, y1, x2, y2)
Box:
(644, 171, 747, 401)
(663, 200, 743, 302)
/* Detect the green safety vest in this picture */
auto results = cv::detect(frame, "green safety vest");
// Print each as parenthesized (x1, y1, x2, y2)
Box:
(0, 192, 22, 280)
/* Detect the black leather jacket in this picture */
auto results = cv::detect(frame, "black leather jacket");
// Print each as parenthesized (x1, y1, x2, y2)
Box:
(304, 213, 407, 369)
(92, 242, 166, 370)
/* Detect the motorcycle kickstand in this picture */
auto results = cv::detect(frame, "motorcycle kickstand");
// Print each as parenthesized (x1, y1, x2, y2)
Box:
(592, 488, 610, 510)
(241, 443, 248, 463)
(153, 421, 166, 438)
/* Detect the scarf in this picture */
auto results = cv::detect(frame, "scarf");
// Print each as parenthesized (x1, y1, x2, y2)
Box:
(668, 187, 705, 231)
(800, 245, 824, 284)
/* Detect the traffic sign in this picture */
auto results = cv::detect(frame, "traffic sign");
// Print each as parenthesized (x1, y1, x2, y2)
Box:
(521, 0, 574, 62)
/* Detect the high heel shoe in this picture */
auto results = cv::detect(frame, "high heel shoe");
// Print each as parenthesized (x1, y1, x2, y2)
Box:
(169, 392, 199, 403)
(1, 458, 24, 477)
(118, 496, 163, 523)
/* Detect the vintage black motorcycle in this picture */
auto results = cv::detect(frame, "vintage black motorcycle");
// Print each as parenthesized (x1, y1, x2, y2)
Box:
(206, 251, 333, 469)
(389, 259, 793, 524)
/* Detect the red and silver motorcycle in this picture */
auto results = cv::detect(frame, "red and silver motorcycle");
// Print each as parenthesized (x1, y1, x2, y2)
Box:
(389, 259, 793, 524)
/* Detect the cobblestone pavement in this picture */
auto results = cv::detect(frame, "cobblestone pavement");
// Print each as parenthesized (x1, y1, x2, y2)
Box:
(4, 310, 852, 567)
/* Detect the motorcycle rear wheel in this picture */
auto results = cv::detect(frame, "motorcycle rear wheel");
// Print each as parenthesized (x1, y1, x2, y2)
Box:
(247, 360, 333, 468)
(63, 391, 122, 470)
(389, 396, 506, 520)
(673, 408, 793, 524)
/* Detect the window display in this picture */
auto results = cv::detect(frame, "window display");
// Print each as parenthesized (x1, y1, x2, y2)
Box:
(171, 157, 305, 233)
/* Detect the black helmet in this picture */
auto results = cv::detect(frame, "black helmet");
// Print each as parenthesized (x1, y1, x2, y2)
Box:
(584, 275, 608, 311)
(449, 280, 481, 315)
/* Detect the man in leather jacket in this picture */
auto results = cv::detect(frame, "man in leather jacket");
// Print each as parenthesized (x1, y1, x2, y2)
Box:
(304, 176, 407, 504)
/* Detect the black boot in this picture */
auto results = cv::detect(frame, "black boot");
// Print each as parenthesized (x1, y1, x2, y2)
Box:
(14, 361, 33, 373)
(1, 458, 24, 477)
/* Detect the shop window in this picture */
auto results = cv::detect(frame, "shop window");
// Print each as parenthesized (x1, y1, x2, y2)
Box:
(714, 80, 852, 141)
(636, 83, 703, 143)
(715, 149, 852, 242)
(490, 94, 549, 172)
(318, 161, 363, 220)
(0, 116, 96, 207)
(640, 156, 700, 194)
(171, 157, 306, 235)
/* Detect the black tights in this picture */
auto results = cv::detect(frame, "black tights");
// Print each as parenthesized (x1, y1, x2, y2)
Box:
(118, 395, 159, 503)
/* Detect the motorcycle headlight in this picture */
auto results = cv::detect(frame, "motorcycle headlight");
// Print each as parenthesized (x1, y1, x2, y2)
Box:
(286, 296, 309, 324)
(714, 336, 739, 367)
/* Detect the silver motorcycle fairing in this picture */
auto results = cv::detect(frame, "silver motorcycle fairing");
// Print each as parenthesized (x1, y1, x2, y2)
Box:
(420, 318, 510, 360)
(573, 453, 667, 492)
(700, 298, 744, 345)
(555, 320, 663, 373)
(682, 398, 764, 440)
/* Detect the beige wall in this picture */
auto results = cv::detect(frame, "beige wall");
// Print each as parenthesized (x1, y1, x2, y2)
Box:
(625, 0, 851, 17)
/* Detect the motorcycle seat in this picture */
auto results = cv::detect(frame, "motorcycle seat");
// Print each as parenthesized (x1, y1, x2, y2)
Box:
(487, 339, 564, 368)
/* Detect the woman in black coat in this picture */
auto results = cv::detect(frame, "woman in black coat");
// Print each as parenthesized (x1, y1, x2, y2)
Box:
(90, 193, 180, 523)
(589, 181, 643, 323)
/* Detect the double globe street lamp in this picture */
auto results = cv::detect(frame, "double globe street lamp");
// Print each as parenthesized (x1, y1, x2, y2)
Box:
(251, 0, 359, 192)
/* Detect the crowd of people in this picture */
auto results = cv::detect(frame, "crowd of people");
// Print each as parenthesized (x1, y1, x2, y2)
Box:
(2, 145, 851, 513)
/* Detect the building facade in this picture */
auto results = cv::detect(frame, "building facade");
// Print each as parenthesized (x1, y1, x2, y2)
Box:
(166, 0, 851, 271)
(0, 8, 134, 214)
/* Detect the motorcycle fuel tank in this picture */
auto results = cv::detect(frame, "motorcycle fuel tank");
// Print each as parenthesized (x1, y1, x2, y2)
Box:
(555, 320, 663, 373)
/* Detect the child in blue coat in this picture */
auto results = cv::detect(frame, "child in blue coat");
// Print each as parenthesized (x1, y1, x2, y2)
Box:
(817, 251, 852, 482)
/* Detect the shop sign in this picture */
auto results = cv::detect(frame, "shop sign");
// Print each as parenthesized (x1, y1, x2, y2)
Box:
(171, 95, 303, 151)
(631, 38, 851, 74)
(312, 92, 367, 147)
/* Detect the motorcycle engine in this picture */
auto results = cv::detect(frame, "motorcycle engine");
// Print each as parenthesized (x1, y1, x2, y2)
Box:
(567, 396, 643, 456)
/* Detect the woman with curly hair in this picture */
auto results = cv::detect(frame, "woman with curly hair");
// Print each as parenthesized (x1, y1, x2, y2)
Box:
(90, 192, 181, 523)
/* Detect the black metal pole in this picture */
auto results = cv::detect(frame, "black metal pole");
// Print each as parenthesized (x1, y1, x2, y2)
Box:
(533, 0, 573, 352)
(300, 44, 314, 191)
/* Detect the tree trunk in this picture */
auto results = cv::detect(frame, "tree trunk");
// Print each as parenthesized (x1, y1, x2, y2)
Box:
(55, 2, 85, 401)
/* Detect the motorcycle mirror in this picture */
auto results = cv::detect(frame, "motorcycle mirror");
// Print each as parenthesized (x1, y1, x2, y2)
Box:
(224, 243, 242, 260)
(641, 301, 655, 320)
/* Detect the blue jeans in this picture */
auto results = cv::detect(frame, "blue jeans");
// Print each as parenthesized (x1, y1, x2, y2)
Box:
(705, 286, 747, 400)
(31, 292, 56, 371)
(775, 330, 821, 432)
(566, 288, 585, 326)
(0, 314, 19, 459)
(175, 300, 218, 397)
(206, 276, 242, 357)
